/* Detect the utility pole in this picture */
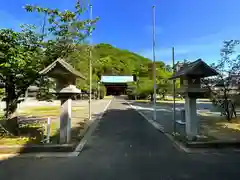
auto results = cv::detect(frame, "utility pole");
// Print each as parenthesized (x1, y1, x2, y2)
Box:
(172, 47, 176, 134)
(89, 5, 93, 120)
(152, 5, 157, 121)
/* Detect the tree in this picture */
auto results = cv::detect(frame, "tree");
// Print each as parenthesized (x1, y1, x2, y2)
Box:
(156, 63, 172, 99)
(165, 65, 172, 72)
(0, 88, 4, 100)
(25, 1, 100, 97)
(25, 1, 99, 64)
(157, 79, 172, 99)
(136, 78, 154, 99)
(203, 40, 240, 121)
(0, 1, 98, 119)
(0, 25, 44, 118)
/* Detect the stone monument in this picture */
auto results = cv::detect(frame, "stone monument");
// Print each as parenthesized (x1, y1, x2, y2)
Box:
(40, 58, 85, 143)
(170, 59, 218, 140)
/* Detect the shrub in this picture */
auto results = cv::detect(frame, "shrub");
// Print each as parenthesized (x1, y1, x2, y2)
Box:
(99, 85, 106, 99)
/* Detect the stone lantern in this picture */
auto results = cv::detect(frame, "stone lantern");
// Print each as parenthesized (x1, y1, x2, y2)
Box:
(170, 59, 218, 140)
(40, 58, 86, 144)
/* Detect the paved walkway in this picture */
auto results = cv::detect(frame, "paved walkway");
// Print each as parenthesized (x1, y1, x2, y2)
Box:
(1, 97, 240, 179)
(71, 99, 113, 132)
(130, 101, 240, 133)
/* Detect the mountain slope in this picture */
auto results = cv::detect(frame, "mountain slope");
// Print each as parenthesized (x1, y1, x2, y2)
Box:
(66, 43, 169, 90)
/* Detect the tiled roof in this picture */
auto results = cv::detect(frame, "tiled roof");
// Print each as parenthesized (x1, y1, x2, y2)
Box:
(170, 59, 219, 79)
(100, 76, 133, 83)
(39, 58, 86, 79)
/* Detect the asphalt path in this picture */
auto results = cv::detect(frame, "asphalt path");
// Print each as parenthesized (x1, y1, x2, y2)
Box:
(0, 97, 240, 180)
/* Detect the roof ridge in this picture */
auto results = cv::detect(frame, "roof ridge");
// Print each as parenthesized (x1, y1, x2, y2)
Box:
(39, 58, 86, 79)
(170, 59, 218, 79)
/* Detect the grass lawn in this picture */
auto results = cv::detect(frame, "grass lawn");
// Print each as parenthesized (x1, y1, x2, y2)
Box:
(163, 97, 184, 101)
(104, 95, 113, 99)
(200, 115, 240, 141)
(0, 121, 59, 145)
(0, 137, 30, 145)
(0, 105, 88, 145)
(19, 106, 84, 117)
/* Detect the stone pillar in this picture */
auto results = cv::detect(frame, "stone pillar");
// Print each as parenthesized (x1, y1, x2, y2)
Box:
(60, 98, 72, 144)
(25, 89, 28, 101)
(185, 96, 198, 140)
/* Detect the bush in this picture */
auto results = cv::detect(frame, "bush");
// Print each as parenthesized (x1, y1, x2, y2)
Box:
(126, 81, 153, 100)
(99, 86, 106, 99)
(126, 84, 137, 100)
(0, 89, 4, 100)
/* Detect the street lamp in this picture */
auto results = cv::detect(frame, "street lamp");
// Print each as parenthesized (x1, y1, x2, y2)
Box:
(89, 4, 93, 120)
(152, 5, 157, 121)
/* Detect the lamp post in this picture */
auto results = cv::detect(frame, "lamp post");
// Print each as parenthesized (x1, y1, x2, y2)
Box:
(89, 4, 93, 120)
(152, 5, 157, 121)
(172, 47, 176, 134)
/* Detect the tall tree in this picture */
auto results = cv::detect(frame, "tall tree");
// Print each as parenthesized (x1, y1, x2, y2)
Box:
(0, 1, 98, 118)
(0, 25, 44, 118)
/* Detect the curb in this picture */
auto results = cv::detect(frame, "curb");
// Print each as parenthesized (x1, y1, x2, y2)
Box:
(0, 144, 75, 154)
(186, 140, 240, 149)
(127, 101, 191, 153)
(0, 152, 79, 160)
(0, 99, 113, 160)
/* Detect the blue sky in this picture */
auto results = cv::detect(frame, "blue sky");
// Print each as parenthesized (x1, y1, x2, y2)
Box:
(0, 0, 240, 65)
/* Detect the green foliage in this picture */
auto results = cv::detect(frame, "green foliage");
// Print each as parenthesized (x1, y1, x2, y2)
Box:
(0, 89, 4, 100)
(0, 1, 97, 118)
(25, 1, 99, 63)
(127, 78, 154, 100)
(66, 43, 155, 93)
(36, 77, 56, 101)
(52, 41, 172, 100)
(136, 78, 154, 99)
(99, 85, 106, 99)
(203, 40, 240, 121)
(126, 83, 138, 100)
(0, 25, 44, 118)
(0, 0, 174, 120)
(157, 79, 172, 99)
(93, 43, 150, 76)
(156, 65, 172, 98)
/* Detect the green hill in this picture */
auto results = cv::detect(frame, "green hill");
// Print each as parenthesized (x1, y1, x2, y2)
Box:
(66, 43, 172, 93)
(93, 43, 150, 76)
